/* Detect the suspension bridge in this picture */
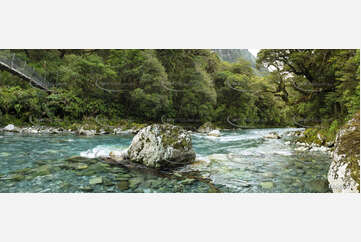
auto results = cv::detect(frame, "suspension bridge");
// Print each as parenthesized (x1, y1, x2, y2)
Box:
(0, 51, 53, 92)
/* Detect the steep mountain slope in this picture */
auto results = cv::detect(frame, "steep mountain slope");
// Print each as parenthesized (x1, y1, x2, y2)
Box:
(213, 49, 268, 75)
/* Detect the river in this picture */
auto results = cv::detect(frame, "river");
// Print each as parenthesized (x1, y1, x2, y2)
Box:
(0, 128, 332, 192)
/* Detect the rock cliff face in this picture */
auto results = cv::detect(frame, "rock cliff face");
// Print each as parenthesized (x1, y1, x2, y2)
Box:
(213, 49, 256, 63)
(212, 49, 268, 75)
(328, 112, 360, 192)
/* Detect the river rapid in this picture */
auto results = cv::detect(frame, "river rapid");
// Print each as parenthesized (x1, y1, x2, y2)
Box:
(0, 128, 332, 192)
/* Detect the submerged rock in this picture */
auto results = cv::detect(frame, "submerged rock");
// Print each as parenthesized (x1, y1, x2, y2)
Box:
(305, 179, 330, 193)
(263, 172, 275, 178)
(181, 178, 196, 185)
(117, 180, 129, 191)
(260, 181, 274, 189)
(128, 177, 142, 189)
(328, 112, 360, 193)
(89, 177, 103, 185)
(0, 152, 11, 157)
(109, 150, 129, 162)
(127, 124, 196, 169)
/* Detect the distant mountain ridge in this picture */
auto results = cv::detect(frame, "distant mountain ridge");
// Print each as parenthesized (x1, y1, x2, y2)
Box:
(212, 49, 268, 75)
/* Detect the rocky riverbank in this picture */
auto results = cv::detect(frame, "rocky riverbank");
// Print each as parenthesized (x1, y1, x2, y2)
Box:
(0, 121, 225, 137)
(284, 113, 360, 193)
(0, 123, 144, 136)
(328, 112, 360, 192)
(284, 130, 333, 155)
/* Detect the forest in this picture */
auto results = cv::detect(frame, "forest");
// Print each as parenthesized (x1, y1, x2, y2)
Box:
(0, 49, 359, 139)
(0, 49, 360, 194)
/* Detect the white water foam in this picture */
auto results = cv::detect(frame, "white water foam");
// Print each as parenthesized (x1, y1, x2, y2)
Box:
(80, 145, 127, 159)
(195, 154, 211, 163)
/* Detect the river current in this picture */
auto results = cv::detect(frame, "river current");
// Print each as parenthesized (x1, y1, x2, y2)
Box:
(0, 128, 332, 192)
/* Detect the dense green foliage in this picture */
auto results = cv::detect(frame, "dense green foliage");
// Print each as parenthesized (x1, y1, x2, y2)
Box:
(0, 49, 359, 132)
(257, 49, 360, 140)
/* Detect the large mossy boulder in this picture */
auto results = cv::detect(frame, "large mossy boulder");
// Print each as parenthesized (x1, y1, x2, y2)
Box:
(127, 124, 196, 169)
(328, 112, 360, 193)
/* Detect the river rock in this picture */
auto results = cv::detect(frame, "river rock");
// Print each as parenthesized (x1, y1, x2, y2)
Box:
(129, 177, 143, 189)
(287, 130, 305, 137)
(263, 172, 275, 178)
(328, 112, 360, 193)
(3, 124, 19, 132)
(77, 127, 96, 136)
(326, 141, 335, 147)
(188, 159, 209, 168)
(264, 132, 281, 139)
(309, 146, 330, 153)
(207, 130, 221, 137)
(127, 124, 196, 169)
(113, 128, 132, 135)
(181, 178, 196, 185)
(305, 179, 330, 193)
(89, 177, 103, 185)
(117, 180, 129, 191)
(317, 133, 326, 145)
(197, 122, 217, 133)
(21, 127, 39, 134)
(109, 150, 129, 162)
(295, 146, 310, 151)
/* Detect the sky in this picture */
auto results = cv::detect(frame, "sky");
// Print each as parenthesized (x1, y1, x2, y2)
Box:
(248, 49, 260, 58)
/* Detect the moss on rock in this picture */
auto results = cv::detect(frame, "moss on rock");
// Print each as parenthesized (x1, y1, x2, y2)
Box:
(328, 112, 360, 192)
(337, 112, 360, 191)
(127, 124, 196, 168)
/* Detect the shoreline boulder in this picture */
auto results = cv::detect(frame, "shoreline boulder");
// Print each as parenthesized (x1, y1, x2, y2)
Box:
(264, 132, 281, 139)
(3, 124, 20, 132)
(328, 112, 360, 193)
(77, 127, 96, 136)
(127, 124, 196, 169)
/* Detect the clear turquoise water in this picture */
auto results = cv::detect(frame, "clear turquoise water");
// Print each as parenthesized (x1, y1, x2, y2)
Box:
(0, 128, 332, 193)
